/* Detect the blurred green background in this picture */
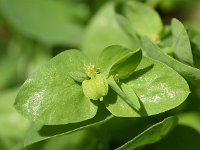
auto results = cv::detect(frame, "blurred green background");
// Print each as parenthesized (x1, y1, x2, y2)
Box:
(1, 0, 200, 150)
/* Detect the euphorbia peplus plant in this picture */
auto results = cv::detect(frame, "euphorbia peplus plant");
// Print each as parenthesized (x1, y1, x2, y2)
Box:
(14, 45, 189, 125)
(13, 0, 195, 149)
(14, 45, 189, 147)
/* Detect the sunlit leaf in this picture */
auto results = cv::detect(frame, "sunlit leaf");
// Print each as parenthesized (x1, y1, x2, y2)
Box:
(105, 57, 189, 117)
(14, 50, 98, 125)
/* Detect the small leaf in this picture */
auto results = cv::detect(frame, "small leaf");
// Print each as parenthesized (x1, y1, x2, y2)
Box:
(116, 116, 177, 150)
(68, 71, 87, 83)
(82, 2, 139, 61)
(120, 83, 140, 110)
(104, 56, 190, 117)
(141, 37, 200, 81)
(122, 1, 163, 42)
(172, 18, 193, 65)
(111, 49, 142, 79)
(14, 50, 98, 125)
(107, 76, 140, 111)
(24, 105, 112, 146)
(97, 45, 141, 78)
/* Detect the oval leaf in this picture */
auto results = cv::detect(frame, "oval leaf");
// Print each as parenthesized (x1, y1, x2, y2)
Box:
(110, 49, 142, 79)
(172, 18, 193, 65)
(104, 57, 190, 117)
(14, 50, 98, 125)
(107, 76, 140, 111)
(97, 45, 141, 78)
(68, 71, 88, 83)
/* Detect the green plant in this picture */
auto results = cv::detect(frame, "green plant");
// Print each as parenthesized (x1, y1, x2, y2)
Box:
(1, 0, 200, 149)
(14, 44, 189, 123)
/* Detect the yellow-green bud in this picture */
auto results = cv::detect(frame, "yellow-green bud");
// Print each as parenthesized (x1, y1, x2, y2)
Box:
(82, 74, 108, 100)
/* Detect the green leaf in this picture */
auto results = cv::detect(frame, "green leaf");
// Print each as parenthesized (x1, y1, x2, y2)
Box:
(0, 0, 87, 45)
(14, 50, 98, 125)
(68, 71, 88, 83)
(120, 83, 141, 110)
(171, 18, 193, 65)
(141, 37, 200, 81)
(97, 45, 141, 78)
(82, 2, 139, 61)
(104, 57, 190, 117)
(97, 45, 133, 77)
(107, 76, 141, 111)
(110, 49, 142, 79)
(116, 116, 177, 150)
(122, 1, 163, 42)
(24, 106, 112, 146)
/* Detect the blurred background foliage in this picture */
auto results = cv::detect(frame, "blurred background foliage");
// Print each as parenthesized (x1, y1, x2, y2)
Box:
(0, 0, 200, 150)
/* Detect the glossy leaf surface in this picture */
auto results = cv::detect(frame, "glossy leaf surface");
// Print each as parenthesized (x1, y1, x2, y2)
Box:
(110, 49, 142, 79)
(105, 57, 190, 117)
(97, 45, 142, 78)
(107, 76, 140, 111)
(15, 50, 98, 125)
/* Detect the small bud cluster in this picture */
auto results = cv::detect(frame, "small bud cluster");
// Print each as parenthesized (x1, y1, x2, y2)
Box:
(82, 64, 108, 100)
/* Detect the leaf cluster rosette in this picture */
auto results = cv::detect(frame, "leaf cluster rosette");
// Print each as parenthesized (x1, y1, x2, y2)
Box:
(14, 45, 189, 125)
(12, 1, 193, 148)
